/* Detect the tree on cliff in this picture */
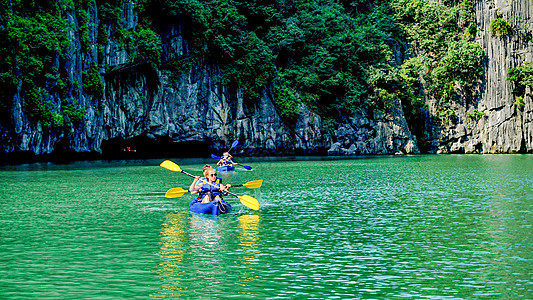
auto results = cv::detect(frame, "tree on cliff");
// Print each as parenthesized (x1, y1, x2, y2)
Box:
(0, 0, 486, 153)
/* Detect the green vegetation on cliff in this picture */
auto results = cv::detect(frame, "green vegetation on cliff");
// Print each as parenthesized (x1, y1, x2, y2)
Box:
(136, 0, 407, 120)
(134, 0, 486, 134)
(0, 0, 71, 128)
(393, 0, 484, 130)
(1, 0, 486, 135)
(490, 11, 512, 38)
(507, 61, 533, 112)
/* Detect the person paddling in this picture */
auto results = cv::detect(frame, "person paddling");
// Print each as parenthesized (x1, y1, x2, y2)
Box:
(195, 164, 221, 186)
(217, 152, 235, 168)
(189, 165, 230, 203)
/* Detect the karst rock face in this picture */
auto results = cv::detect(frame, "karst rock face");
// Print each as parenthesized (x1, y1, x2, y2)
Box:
(425, 0, 532, 154)
(1, 1, 531, 161)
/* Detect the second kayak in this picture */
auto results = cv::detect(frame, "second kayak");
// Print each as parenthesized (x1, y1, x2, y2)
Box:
(216, 165, 235, 172)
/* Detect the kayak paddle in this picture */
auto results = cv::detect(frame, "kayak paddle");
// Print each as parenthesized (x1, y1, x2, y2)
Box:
(232, 180, 263, 189)
(235, 163, 253, 171)
(165, 187, 189, 198)
(165, 180, 261, 198)
(228, 140, 239, 152)
(159, 160, 259, 210)
(211, 140, 239, 158)
(165, 179, 261, 198)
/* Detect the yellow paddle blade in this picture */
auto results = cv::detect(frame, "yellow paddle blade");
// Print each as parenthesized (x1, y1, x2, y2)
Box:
(165, 187, 189, 198)
(242, 180, 263, 189)
(160, 160, 182, 172)
(237, 195, 259, 210)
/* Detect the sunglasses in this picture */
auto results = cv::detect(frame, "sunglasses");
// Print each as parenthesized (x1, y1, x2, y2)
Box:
(208, 173, 217, 177)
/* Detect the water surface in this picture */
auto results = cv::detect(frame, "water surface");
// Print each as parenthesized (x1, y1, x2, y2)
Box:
(0, 155, 531, 298)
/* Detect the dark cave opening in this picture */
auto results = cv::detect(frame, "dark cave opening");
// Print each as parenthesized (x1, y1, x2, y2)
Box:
(100, 135, 212, 160)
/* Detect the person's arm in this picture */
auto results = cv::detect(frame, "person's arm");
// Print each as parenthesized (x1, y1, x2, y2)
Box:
(189, 176, 200, 195)
(219, 183, 231, 195)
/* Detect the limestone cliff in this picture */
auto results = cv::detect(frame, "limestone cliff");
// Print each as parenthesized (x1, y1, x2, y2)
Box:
(0, 1, 417, 161)
(428, 0, 533, 154)
(0, 0, 531, 162)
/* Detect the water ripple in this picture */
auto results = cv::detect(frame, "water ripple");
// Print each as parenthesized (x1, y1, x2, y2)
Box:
(0, 155, 531, 298)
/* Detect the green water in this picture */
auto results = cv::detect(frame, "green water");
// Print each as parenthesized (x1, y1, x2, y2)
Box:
(0, 155, 531, 299)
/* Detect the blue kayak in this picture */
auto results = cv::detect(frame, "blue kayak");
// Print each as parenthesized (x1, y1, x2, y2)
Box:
(189, 198, 232, 215)
(216, 165, 235, 172)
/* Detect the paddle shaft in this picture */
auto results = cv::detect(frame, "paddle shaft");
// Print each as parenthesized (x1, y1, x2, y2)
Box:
(180, 169, 196, 178)
(180, 169, 228, 193)
(235, 163, 252, 170)
(228, 140, 238, 152)
(224, 190, 238, 198)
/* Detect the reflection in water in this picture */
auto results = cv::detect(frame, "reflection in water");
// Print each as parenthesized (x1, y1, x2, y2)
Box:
(152, 213, 228, 298)
(188, 214, 226, 289)
(477, 162, 533, 297)
(236, 214, 260, 290)
(152, 212, 188, 299)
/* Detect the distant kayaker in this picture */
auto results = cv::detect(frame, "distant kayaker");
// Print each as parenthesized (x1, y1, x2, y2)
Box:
(189, 165, 230, 203)
(217, 152, 235, 168)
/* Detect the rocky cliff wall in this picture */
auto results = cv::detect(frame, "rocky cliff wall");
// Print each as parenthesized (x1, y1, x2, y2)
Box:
(430, 0, 532, 154)
(0, 1, 418, 161)
(1, 0, 531, 162)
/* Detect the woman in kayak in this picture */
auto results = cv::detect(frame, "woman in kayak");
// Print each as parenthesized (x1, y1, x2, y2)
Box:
(195, 164, 220, 186)
(217, 152, 235, 168)
(189, 165, 230, 203)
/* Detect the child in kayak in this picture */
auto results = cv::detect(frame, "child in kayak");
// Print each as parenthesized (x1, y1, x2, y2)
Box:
(189, 165, 230, 203)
